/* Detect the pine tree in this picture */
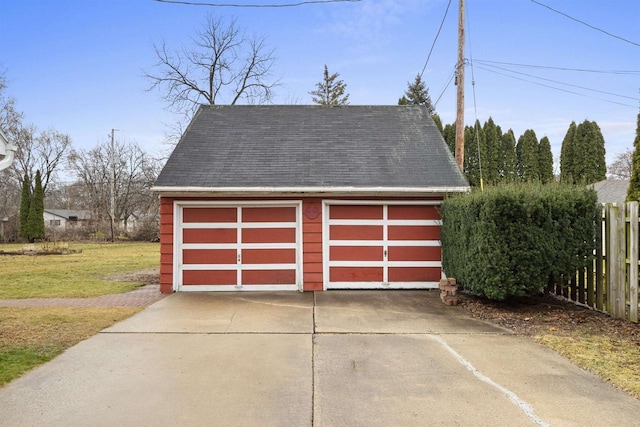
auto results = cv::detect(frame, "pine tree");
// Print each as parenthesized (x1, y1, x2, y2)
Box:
(516, 129, 540, 181)
(501, 130, 518, 182)
(309, 65, 349, 106)
(26, 170, 45, 241)
(538, 136, 554, 183)
(18, 173, 31, 240)
(464, 121, 483, 187)
(398, 74, 435, 115)
(627, 113, 640, 202)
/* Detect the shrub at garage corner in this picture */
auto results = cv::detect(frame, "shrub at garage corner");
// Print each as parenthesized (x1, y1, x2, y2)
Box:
(440, 184, 599, 300)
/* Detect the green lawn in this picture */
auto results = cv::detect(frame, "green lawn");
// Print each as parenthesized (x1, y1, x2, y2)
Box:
(0, 242, 159, 298)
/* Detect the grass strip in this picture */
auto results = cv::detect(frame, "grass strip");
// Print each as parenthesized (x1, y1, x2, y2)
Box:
(0, 307, 142, 386)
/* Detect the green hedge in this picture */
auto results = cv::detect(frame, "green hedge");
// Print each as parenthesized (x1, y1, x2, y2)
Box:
(440, 184, 599, 300)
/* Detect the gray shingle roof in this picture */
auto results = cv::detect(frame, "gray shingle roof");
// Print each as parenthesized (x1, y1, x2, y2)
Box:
(154, 105, 469, 192)
(590, 179, 629, 204)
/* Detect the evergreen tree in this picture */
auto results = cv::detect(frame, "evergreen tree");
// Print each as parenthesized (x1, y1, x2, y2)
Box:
(442, 123, 456, 154)
(538, 136, 554, 183)
(501, 130, 518, 182)
(516, 129, 540, 181)
(560, 121, 577, 183)
(482, 118, 501, 185)
(398, 74, 435, 115)
(627, 113, 640, 202)
(432, 113, 444, 135)
(309, 65, 349, 106)
(560, 120, 606, 184)
(464, 121, 483, 187)
(26, 170, 45, 242)
(18, 173, 31, 240)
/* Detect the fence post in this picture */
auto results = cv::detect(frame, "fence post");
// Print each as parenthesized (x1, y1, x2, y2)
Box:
(595, 206, 604, 310)
(607, 204, 626, 318)
(628, 202, 639, 323)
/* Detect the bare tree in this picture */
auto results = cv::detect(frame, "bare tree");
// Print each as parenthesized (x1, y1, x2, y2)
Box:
(145, 14, 278, 118)
(10, 126, 71, 194)
(608, 149, 633, 180)
(68, 140, 161, 238)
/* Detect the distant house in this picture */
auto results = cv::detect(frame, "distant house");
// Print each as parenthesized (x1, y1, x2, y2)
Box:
(590, 179, 629, 204)
(153, 105, 469, 293)
(44, 209, 92, 229)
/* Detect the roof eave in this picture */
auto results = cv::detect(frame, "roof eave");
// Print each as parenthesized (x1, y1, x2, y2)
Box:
(151, 185, 471, 198)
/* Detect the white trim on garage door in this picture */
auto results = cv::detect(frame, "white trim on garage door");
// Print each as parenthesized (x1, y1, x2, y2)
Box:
(173, 200, 303, 291)
(323, 200, 443, 290)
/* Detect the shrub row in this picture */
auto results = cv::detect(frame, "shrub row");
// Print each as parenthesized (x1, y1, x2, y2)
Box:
(440, 183, 599, 300)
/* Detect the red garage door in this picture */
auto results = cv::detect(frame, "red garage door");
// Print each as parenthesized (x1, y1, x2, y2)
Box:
(326, 203, 441, 289)
(177, 203, 300, 291)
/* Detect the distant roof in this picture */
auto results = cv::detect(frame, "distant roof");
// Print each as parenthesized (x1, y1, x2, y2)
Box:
(590, 179, 629, 204)
(44, 209, 91, 220)
(154, 105, 469, 195)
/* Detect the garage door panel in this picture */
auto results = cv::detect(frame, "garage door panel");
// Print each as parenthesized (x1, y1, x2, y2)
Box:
(183, 228, 237, 244)
(330, 225, 383, 240)
(183, 270, 237, 285)
(242, 269, 296, 285)
(242, 248, 296, 264)
(242, 207, 296, 222)
(242, 228, 295, 244)
(388, 267, 442, 282)
(330, 267, 383, 282)
(388, 246, 441, 262)
(178, 204, 300, 291)
(330, 246, 382, 261)
(330, 205, 383, 220)
(183, 207, 237, 223)
(326, 203, 441, 289)
(388, 226, 440, 241)
(388, 205, 440, 220)
(183, 249, 237, 264)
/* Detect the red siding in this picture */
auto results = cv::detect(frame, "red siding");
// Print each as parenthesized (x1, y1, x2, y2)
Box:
(302, 199, 323, 291)
(159, 197, 174, 293)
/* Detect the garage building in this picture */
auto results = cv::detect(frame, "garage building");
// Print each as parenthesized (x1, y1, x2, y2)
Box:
(153, 105, 469, 292)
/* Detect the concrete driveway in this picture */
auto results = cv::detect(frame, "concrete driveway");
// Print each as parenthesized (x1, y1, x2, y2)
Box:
(1, 291, 639, 426)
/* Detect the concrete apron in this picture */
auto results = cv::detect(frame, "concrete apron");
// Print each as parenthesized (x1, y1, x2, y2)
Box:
(0, 291, 639, 427)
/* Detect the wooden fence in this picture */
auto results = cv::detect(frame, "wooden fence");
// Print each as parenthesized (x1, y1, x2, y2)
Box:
(547, 202, 640, 323)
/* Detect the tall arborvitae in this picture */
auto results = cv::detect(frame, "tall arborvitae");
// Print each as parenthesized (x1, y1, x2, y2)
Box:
(561, 120, 606, 184)
(482, 118, 501, 184)
(26, 170, 45, 241)
(501, 130, 518, 182)
(560, 121, 577, 183)
(18, 173, 31, 240)
(464, 121, 484, 187)
(516, 129, 540, 181)
(432, 113, 444, 135)
(627, 113, 640, 201)
(538, 136, 554, 183)
(442, 123, 456, 154)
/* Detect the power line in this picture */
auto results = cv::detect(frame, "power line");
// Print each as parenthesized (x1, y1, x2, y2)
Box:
(433, 68, 456, 108)
(476, 61, 639, 101)
(475, 64, 638, 109)
(419, 0, 452, 78)
(473, 59, 640, 76)
(530, 0, 640, 48)
(153, 0, 361, 7)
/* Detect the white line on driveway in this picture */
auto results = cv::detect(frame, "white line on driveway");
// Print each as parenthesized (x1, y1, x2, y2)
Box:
(428, 334, 551, 427)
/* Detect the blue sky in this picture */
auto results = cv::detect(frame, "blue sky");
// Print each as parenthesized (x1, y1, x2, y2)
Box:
(1, 0, 639, 173)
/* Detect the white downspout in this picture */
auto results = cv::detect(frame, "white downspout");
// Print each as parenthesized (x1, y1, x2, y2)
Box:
(0, 131, 17, 171)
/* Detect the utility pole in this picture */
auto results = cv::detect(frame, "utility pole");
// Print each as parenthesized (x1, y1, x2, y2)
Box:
(455, 0, 465, 171)
(110, 129, 118, 242)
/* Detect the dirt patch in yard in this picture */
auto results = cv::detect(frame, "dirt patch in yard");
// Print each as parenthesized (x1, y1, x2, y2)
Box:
(104, 268, 160, 285)
(458, 292, 640, 341)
